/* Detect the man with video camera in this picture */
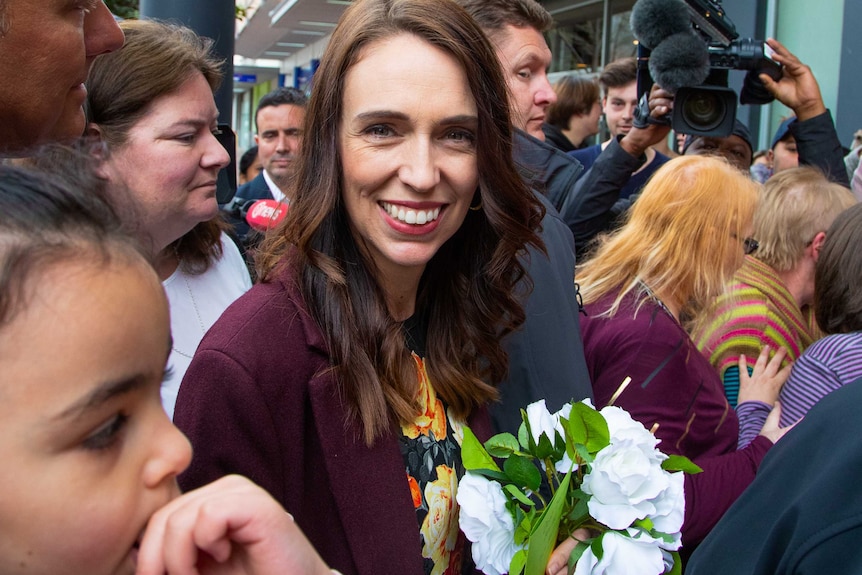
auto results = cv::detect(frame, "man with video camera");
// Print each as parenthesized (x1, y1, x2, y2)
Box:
(559, 34, 848, 260)
(757, 39, 848, 185)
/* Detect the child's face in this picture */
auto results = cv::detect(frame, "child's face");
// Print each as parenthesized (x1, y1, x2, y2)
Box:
(0, 254, 192, 575)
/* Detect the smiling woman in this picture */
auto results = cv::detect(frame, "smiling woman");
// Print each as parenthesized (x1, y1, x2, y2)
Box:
(172, 0, 546, 573)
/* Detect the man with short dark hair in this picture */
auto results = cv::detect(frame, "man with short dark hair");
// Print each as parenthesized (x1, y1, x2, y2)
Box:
(241, 87, 308, 204)
(543, 75, 601, 152)
(0, 0, 124, 155)
(457, 0, 594, 442)
(570, 57, 670, 202)
(225, 87, 308, 250)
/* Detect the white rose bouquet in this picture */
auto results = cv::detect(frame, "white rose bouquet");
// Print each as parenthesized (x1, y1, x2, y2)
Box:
(456, 399, 701, 575)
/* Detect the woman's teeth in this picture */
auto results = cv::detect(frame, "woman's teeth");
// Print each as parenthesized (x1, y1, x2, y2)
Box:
(381, 202, 441, 225)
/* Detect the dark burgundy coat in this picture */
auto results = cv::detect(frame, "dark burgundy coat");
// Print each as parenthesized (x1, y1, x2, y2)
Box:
(174, 266, 491, 575)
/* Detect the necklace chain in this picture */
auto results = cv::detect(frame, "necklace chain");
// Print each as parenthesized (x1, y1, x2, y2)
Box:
(639, 280, 675, 320)
(171, 270, 207, 359)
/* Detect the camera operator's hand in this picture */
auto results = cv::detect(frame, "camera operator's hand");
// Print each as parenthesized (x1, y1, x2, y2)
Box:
(759, 38, 826, 122)
(620, 83, 673, 158)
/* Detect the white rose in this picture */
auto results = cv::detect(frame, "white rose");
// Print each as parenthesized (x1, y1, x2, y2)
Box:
(599, 405, 662, 455)
(552, 403, 576, 473)
(457, 473, 523, 575)
(646, 471, 685, 550)
(524, 400, 578, 473)
(581, 437, 671, 529)
(526, 400, 559, 446)
(573, 531, 666, 575)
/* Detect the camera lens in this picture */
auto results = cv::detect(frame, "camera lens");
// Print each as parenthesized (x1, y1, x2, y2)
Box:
(681, 92, 727, 132)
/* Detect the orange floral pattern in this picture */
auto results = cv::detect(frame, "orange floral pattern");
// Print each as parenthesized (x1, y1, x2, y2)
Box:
(408, 473, 422, 509)
(399, 352, 466, 575)
(401, 354, 447, 440)
(421, 465, 462, 575)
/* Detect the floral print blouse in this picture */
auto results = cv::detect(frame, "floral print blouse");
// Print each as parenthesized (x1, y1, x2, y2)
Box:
(399, 330, 468, 574)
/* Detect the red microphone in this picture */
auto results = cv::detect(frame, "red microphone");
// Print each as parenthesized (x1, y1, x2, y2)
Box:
(245, 199, 288, 232)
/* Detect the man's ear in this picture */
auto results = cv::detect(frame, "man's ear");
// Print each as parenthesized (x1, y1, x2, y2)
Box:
(85, 123, 111, 177)
(765, 149, 774, 169)
(85, 122, 103, 142)
(810, 230, 827, 262)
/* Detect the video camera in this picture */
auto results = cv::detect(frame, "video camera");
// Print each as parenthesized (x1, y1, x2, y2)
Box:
(631, 0, 782, 137)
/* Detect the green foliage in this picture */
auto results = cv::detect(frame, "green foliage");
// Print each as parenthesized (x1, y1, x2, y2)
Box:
(667, 551, 683, 575)
(504, 454, 542, 492)
(485, 432, 520, 458)
(105, 0, 138, 19)
(565, 402, 610, 453)
(461, 426, 501, 473)
(525, 473, 572, 575)
(509, 549, 528, 575)
(662, 454, 703, 474)
(462, 400, 700, 575)
(567, 540, 592, 575)
(104, 1, 249, 21)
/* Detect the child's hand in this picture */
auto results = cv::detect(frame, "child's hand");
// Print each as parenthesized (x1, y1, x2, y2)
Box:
(136, 475, 334, 575)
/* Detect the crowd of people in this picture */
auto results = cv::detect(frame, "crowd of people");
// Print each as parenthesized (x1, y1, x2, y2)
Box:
(1, 0, 861, 574)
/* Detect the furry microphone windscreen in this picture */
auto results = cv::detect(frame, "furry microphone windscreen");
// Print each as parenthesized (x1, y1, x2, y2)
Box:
(629, 0, 692, 50)
(648, 31, 711, 92)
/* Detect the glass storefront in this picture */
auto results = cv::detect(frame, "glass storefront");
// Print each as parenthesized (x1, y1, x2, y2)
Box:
(543, 0, 638, 74)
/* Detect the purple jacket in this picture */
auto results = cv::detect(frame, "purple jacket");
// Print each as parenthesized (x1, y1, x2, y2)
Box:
(580, 289, 771, 551)
(174, 265, 491, 575)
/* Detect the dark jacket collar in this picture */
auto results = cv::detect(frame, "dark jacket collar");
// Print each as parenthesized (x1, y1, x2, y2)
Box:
(513, 129, 584, 211)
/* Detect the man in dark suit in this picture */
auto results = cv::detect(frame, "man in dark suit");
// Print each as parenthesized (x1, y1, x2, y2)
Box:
(224, 86, 308, 248)
(455, 0, 594, 439)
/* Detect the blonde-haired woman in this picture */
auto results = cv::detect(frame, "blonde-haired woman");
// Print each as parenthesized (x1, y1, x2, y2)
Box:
(578, 155, 792, 555)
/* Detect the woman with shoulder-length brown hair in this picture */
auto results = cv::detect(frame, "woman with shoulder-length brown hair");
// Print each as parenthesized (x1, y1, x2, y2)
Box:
(84, 19, 252, 419)
(578, 155, 793, 555)
(174, 0, 544, 572)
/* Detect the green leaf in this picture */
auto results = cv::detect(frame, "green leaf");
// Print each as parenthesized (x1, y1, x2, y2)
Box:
(590, 532, 605, 561)
(662, 455, 703, 474)
(520, 409, 536, 450)
(633, 517, 654, 532)
(518, 420, 531, 451)
(651, 530, 677, 545)
(566, 494, 590, 525)
(514, 509, 535, 545)
(461, 426, 501, 472)
(505, 483, 537, 507)
(666, 551, 683, 575)
(566, 540, 591, 575)
(504, 454, 542, 492)
(485, 433, 521, 458)
(510, 549, 528, 575)
(469, 467, 510, 484)
(567, 402, 610, 453)
(573, 443, 593, 467)
(515, 520, 530, 546)
(524, 472, 572, 575)
(535, 432, 556, 460)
